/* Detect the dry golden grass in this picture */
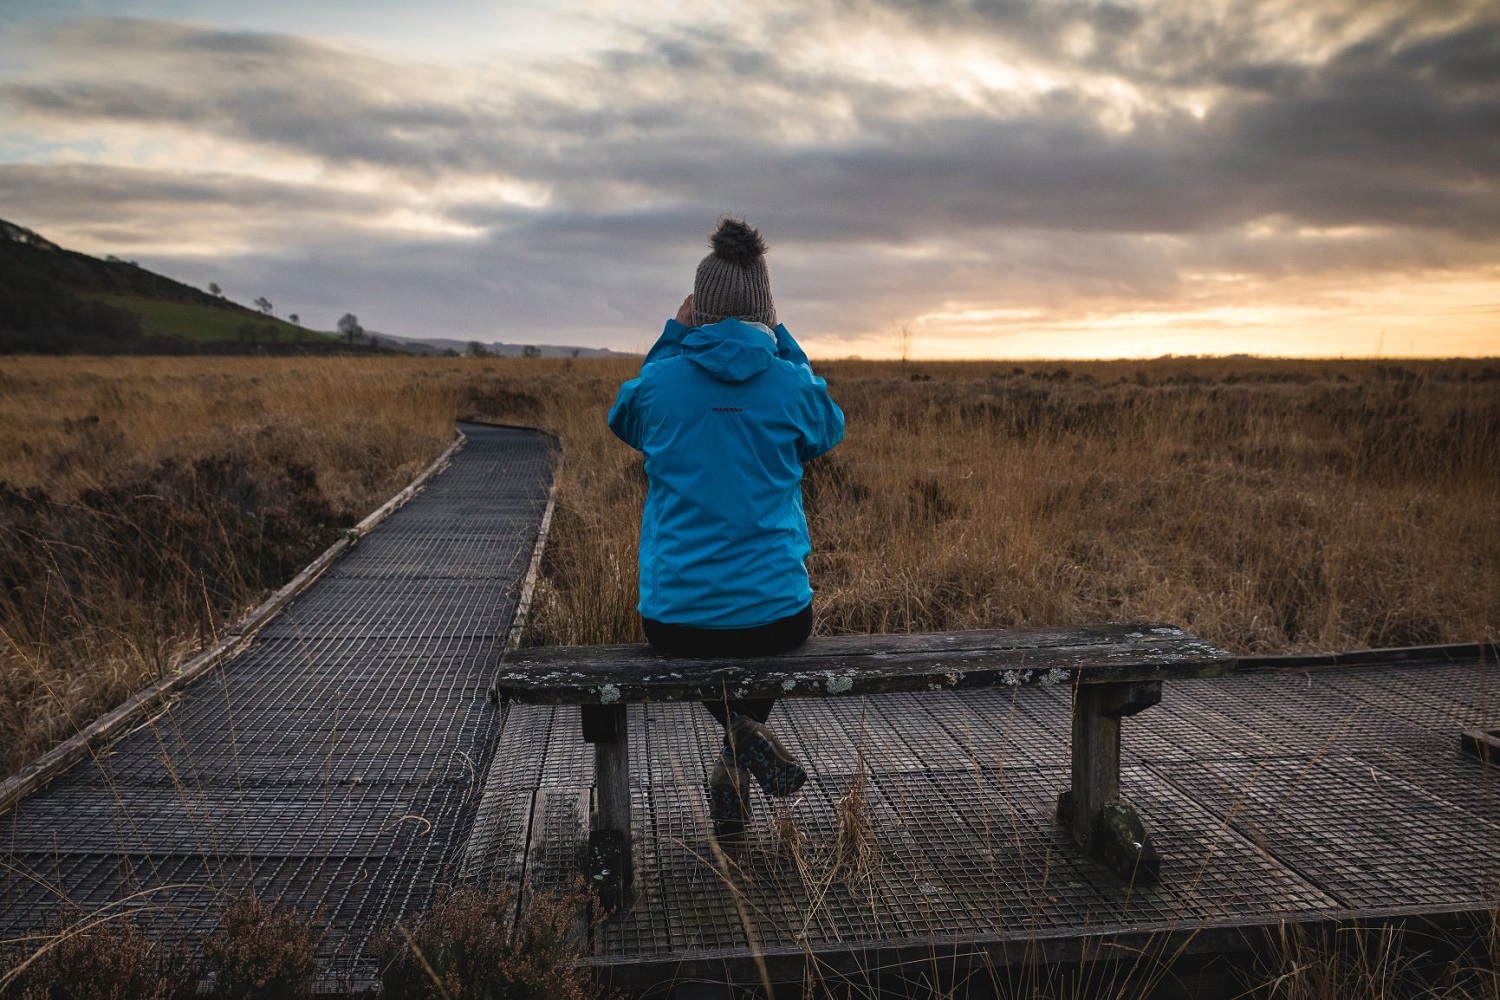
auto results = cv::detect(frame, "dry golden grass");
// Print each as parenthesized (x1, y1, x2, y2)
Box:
(1, 353, 1497, 782)
(527, 355, 1500, 655)
(0, 356, 459, 505)
(0, 356, 476, 776)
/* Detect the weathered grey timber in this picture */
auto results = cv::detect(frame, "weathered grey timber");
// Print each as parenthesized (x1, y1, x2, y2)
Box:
(1058, 680, 1165, 878)
(492, 623, 1234, 888)
(0, 423, 554, 985)
(496, 623, 1232, 704)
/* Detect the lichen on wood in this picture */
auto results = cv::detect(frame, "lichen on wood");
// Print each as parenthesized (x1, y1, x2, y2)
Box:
(495, 622, 1235, 705)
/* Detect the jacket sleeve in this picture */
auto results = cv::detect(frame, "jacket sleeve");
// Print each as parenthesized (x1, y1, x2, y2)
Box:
(796, 372, 845, 463)
(772, 323, 812, 371)
(607, 375, 645, 450)
(641, 319, 692, 370)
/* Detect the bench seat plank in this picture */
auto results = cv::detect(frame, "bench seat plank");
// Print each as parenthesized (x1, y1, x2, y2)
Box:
(495, 622, 1234, 705)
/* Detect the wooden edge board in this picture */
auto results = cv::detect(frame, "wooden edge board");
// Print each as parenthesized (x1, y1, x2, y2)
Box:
(1237, 640, 1498, 672)
(501, 443, 562, 655)
(581, 900, 1495, 988)
(0, 429, 468, 818)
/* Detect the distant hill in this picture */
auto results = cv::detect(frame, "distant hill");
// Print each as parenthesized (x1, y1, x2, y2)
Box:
(373, 332, 632, 359)
(0, 218, 631, 358)
(0, 218, 341, 354)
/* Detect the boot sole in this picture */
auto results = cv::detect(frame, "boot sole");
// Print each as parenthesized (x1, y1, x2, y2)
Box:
(731, 730, 807, 798)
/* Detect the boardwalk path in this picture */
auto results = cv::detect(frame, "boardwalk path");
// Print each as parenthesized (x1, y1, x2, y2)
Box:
(472, 650, 1499, 992)
(0, 423, 553, 978)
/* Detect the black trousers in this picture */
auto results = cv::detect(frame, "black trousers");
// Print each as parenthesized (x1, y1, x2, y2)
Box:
(642, 604, 813, 727)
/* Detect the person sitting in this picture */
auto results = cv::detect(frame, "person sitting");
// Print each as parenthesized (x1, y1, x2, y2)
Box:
(607, 217, 845, 835)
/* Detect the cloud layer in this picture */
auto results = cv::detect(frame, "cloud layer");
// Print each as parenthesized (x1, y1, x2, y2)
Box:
(2, 1, 1497, 355)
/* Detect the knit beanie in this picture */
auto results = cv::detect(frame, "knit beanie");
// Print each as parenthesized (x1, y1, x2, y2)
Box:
(692, 218, 776, 328)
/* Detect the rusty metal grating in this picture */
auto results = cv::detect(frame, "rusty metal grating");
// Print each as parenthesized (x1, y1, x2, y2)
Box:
(0, 424, 553, 982)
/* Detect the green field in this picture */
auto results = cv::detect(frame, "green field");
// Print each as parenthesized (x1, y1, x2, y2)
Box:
(86, 292, 342, 344)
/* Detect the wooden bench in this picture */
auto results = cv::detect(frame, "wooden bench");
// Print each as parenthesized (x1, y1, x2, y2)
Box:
(492, 622, 1235, 902)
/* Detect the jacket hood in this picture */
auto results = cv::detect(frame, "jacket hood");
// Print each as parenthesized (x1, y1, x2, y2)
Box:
(682, 319, 777, 383)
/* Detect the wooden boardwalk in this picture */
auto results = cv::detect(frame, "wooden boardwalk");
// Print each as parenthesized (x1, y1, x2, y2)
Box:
(0, 423, 554, 982)
(464, 648, 1499, 994)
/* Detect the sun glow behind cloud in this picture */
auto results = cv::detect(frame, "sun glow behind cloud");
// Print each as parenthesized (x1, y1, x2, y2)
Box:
(860, 272, 1500, 361)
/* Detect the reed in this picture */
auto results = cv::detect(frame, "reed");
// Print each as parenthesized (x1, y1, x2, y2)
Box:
(523, 355, 1500, 655)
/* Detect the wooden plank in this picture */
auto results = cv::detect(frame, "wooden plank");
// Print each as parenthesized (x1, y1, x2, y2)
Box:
(517, 622, 1194, 663)
(594, 737, 632, 839)
(1236, 640, 1498, 673)
(523, 786, 591, 901)
(582, 903, 1500, 992)
(1067, 684, 1122, 842)
(495, 624, 1233, 705)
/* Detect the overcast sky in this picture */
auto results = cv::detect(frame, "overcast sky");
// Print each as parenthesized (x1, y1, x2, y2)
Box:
(2, 0, 1496, 358)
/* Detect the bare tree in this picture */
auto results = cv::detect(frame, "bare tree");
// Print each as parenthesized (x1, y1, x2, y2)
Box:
(288, 313, 299, 325)
(522, 344, 542, 358)
(337, 313, 363, 345)
(254, 296, 274, 316)
(466, 341, 489, 358)
(208, 282, 222, 297)
(897, 323, 914, 365)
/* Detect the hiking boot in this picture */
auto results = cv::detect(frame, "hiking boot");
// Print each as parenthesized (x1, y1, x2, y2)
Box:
(707, 754, 752, 838)
(725, 715, 806, 798)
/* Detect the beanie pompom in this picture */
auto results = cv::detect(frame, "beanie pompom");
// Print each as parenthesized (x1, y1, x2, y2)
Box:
(709, 218, 767, 267)
(693, 216, 776, 328)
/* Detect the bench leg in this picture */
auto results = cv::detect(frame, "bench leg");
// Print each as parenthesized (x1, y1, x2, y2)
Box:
(581, 704, 632, 912)
(1057, 681, 1162, 884)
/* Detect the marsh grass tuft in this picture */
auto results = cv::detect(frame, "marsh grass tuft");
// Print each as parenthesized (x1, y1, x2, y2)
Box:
(0, 891, 322, 1000)
(0, 908, 199, 1000)
(772, 799, 810, 874)
(832, 754, 882, 893)
(369, 882, 607, 1000)
(200, 893, 323, 1000)
(1246, 917, 1500, 1000)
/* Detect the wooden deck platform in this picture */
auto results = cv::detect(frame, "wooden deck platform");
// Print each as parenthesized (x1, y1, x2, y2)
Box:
(463, 647, 1499, 995)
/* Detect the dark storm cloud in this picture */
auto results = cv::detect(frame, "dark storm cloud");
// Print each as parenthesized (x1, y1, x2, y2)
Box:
(814, 0, 1500, 235)
(0, 162, 382, 218)
(11, 9, 1499, 241)
(3, 2, 1498, 346)
(2, 18, 493, 175)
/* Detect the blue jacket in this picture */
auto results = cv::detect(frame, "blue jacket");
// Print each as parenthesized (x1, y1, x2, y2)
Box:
(608, 318, 845, 628)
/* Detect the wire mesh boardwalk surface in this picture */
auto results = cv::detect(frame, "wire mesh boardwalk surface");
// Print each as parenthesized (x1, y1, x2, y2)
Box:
(467, 652, 1499, 990)
(0, 423, 553, 980)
